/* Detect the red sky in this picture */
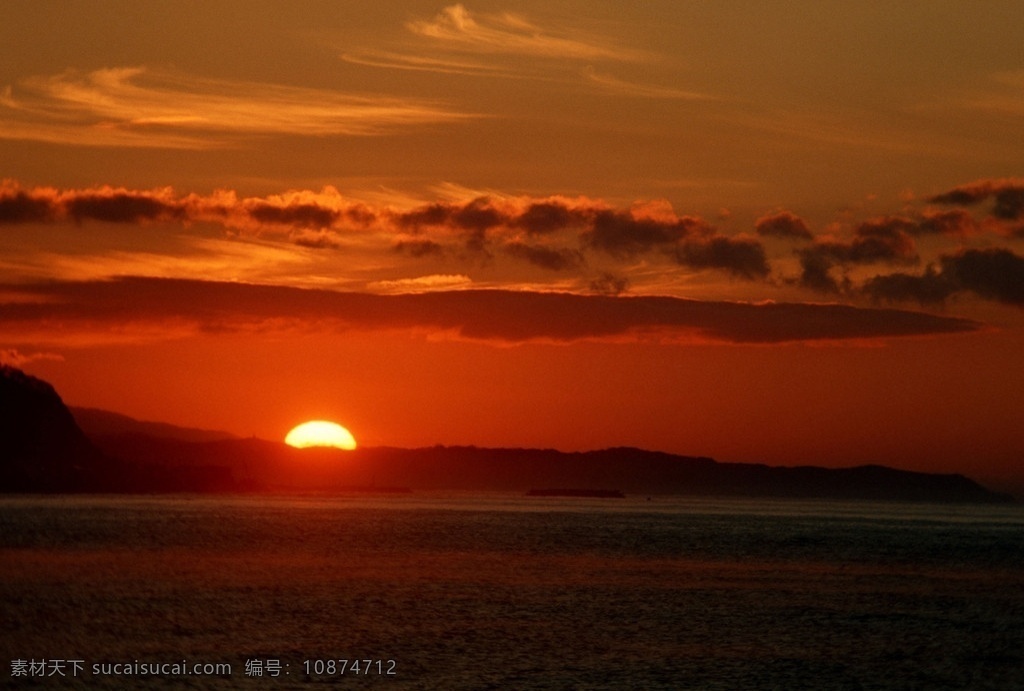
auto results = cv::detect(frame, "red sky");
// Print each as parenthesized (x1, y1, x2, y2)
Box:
(2, 2, 1023, 491)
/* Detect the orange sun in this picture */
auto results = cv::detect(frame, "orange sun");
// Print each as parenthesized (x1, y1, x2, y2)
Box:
(285, 420, 357, 450)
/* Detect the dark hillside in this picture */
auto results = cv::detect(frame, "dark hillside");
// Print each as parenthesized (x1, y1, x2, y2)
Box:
(0, 366, 109, 491)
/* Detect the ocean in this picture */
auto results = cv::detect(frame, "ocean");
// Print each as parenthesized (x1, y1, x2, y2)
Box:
(1, 494, 1022, 689)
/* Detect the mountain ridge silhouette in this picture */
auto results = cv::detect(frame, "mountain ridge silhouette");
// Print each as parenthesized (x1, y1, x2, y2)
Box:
(1, 366, 1014, 502)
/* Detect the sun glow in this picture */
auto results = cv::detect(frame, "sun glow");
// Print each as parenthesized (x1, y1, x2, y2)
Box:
(285, 420, 357, 450)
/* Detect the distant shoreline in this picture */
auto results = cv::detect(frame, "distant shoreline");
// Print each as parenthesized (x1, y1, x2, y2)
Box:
(527, 489, 626, 498)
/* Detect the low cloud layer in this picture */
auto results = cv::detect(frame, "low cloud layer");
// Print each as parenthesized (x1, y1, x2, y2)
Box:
(0, 277, 982, 347)
(864, 247, 1024, 307)
(4, 178, 1023, 309)
(0, 181, 770, 280)
(798, 217, 919, 293)
(754, 211, 813, 240)
(929, 178, 1024, 221)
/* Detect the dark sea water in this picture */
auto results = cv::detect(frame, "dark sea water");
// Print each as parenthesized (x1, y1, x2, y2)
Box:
(1, 494, 1022, 689)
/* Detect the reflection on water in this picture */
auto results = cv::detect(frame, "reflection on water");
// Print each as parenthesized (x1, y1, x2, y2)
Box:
(1, 494, 1022, 689)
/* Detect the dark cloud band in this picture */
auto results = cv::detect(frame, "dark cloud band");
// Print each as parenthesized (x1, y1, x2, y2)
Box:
(865, 248, 1024, 307)
(0, 277, 981, 346)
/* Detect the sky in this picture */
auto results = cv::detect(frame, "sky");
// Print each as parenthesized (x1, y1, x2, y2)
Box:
(2, 1, 1023, 491)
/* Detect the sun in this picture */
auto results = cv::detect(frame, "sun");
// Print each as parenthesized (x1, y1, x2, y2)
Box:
(285, 420, 357, 450)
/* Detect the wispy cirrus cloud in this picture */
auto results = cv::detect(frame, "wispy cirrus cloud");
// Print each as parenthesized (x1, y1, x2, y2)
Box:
(340, 50, 522, 78)
(406, 4, 648, 62)
(0, 66, 473, 148)
(341, 4, 699, 102)
(955, 69, 1024, 117)
(582, 67, 715, 101)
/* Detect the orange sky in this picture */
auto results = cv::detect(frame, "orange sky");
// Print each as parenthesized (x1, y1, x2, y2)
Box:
(2, 2, 1023, 491)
